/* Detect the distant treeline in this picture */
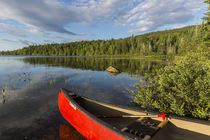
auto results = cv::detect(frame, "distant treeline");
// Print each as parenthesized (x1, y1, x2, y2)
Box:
(0, 25, 206, 56)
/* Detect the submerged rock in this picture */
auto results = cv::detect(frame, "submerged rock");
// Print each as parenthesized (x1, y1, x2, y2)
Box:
(107, 71, 119, 76)
(106, 66, 119, 73)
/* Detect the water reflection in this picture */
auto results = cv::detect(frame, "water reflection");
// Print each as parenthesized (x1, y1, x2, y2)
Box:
(0, 56, 166, 139)
(22, 56, 166, 75)
(59, 125, 85, 140)
(106, 71, 120, 76)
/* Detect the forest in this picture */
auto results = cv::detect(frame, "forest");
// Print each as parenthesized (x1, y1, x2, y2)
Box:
(132, 0, 209, 120)
(0, 25, 206, 56)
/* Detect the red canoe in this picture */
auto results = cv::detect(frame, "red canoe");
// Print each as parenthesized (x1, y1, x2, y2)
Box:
(58, 88, 169, 140)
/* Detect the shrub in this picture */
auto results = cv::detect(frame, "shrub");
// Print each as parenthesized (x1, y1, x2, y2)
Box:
(132, 51, 210, 119)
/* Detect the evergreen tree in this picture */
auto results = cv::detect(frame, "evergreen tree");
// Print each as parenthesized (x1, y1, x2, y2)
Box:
(202, 0, 210, 47)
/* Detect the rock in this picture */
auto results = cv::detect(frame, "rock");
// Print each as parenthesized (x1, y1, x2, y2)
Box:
(106, 66, 119, 73)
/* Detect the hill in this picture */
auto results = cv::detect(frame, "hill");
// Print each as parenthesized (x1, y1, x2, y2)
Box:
(0, 25, 205, 56)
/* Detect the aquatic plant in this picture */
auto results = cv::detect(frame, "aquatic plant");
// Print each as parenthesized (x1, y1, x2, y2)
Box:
(1, 86, 8, 104)
(49, 78, 56, 88)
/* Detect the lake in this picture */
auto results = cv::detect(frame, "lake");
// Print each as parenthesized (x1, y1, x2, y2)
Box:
(0, 56, 166, 140)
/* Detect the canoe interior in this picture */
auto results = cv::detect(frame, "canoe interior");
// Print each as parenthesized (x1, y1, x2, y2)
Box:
(75, 97, 152, 130)
(74, 97, 164, 139)
(73, 96, 210, 140)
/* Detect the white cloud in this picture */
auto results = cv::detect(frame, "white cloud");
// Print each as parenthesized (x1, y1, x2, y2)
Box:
(0, 23, 27, 37)
(1, 39, 18, 43)
(0, 0, 205, 37)
(0, 0, 133, 35)
(0, 0, 79, 35)
(172, 24, 187, 29)
(115, 0, 204, 34)
(19, 39, 37, 46)
(61, 38, 87, 43)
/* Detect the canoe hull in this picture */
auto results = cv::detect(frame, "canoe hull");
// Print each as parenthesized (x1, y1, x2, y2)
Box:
(58, 88, 210, 140)
(58, 90, 126, 140)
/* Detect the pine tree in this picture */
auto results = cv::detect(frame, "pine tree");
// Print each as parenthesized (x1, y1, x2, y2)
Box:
(203, 0, 210, 47)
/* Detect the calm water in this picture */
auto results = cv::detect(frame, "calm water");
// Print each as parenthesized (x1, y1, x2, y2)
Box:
(0, 56, 166, 140)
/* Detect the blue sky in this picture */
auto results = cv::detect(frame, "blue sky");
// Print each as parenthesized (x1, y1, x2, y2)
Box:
(0, 0, 207, 51)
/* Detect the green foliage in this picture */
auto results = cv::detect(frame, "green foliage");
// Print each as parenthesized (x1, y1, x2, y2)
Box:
(202, 0, 210, 48)
(203, 0, 210, 24)
(49, 78, 56, 88)
(1, 86, 7, 97)
(133, 51, 210, 119)
(1, 86, 8, 104)
(0, 26, 204, 56)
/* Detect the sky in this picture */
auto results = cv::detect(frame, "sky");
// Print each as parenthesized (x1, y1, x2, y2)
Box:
(0, 0, 207, 51)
